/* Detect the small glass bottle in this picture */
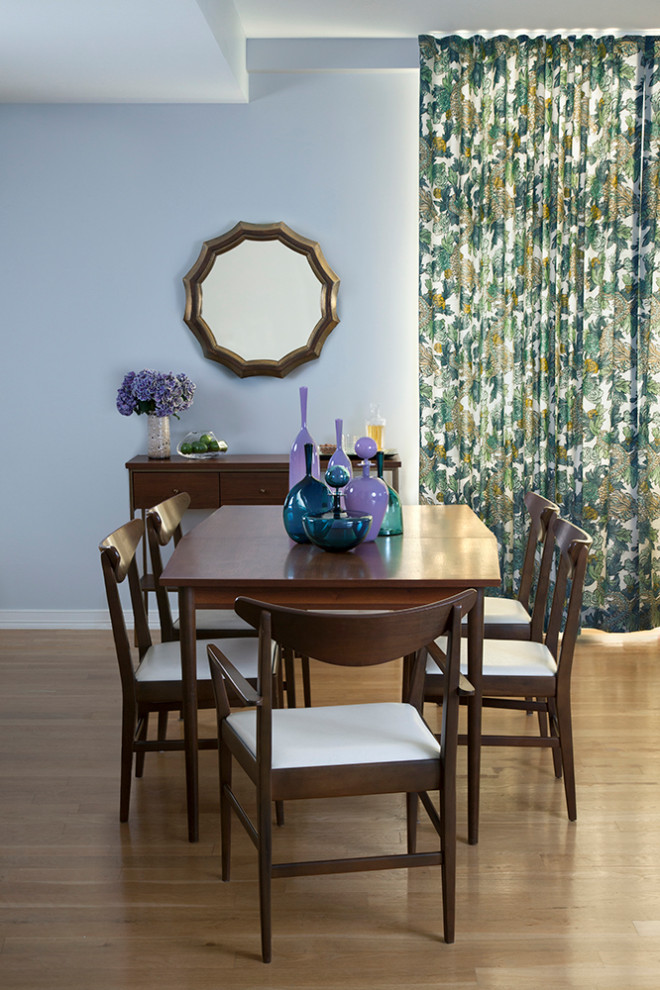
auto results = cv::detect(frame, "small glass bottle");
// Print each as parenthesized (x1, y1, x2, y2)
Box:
(376, 451, 403, 536)
(366, 404, 386, 451)
(327, 417, 352, 478)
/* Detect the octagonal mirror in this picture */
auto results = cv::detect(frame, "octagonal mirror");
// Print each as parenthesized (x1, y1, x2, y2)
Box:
(183, 221, 340, 378)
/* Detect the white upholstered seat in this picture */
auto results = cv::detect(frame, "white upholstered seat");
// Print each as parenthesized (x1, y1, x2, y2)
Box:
(430, 636, 557, 679)
(462, 596, 531, 626)
(226, 701, 440, 770)
(137, 637, 259, 683)
(173, 609, 253, 635)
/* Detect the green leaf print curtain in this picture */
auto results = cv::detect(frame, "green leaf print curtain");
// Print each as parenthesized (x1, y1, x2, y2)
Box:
(419, 34, 660, 632)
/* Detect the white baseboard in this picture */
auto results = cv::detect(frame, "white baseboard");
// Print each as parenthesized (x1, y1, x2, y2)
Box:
(0, 610, 161, 630)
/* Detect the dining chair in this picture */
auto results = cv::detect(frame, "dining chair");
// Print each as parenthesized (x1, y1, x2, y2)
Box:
(99, 516, 259, 823)
(207, 590, 476, 963)
(426, 517, 592, 821)
(475, 491, 560, 641)
(146, 492, 256, 641)
(147, 492, 311, 708)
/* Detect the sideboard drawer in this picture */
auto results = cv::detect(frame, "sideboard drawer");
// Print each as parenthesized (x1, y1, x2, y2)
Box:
(220, 471, 289, 505)
(132, 472, 221, 509)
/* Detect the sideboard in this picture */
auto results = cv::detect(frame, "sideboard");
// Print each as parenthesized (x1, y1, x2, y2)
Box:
(126, 453, 401, 514)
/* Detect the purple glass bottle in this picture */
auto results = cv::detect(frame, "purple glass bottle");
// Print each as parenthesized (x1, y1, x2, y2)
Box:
(343, 436, 389, 542)
(327, 418, 352, 479)
(289, 386, 320, 488)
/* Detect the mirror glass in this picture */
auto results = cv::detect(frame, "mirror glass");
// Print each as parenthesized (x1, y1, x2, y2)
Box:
(183, 222, 340, 378)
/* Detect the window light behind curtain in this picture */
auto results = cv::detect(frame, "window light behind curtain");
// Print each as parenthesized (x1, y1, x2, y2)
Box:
(419, 34, 660, 632)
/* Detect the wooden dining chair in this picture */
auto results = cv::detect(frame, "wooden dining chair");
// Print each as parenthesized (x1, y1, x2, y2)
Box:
(426, 517, 592, 821)
(99, 516, 260, 822)
(147, 492, 311, 709)
(475, 491, 560, 641)
(146, 492, 256, 641)
(207, 590, 476, 963)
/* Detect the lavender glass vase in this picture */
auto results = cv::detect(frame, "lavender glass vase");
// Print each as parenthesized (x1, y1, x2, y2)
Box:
(343, 436, 389, 542)
(289, 386, 320, 489)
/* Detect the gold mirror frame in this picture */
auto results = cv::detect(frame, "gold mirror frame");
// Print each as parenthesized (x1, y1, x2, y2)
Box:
(183, 221, 340, 379)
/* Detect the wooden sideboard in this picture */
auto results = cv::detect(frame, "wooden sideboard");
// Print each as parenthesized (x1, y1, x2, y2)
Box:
(126, 453, 401, 515)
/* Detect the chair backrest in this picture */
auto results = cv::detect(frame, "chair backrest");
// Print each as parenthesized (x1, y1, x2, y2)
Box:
(99, 518, 153, 697)
(146, 492, 191, 641)
(520, 492, 560, 639)
(543, 517, 592, 682)
(519, 492, 560, 608)
(234, 590, 477, 710)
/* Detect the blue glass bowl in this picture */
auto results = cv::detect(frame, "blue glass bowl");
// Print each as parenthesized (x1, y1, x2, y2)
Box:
(302, 511, 372, 552)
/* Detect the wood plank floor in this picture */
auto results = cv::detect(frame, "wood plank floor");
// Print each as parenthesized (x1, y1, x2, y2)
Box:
(1, 628, 660, 989)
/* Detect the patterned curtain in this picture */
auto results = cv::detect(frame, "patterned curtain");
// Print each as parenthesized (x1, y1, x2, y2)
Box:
(419, 34, 660, 632)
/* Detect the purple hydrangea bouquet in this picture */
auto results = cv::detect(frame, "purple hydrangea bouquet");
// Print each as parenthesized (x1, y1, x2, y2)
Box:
(117, 369, 196, 459)
(116, 369, 196, 418)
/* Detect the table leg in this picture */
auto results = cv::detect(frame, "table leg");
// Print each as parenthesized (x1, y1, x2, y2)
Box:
(465, 588, 484, 845)
(179, 587, 199, 842)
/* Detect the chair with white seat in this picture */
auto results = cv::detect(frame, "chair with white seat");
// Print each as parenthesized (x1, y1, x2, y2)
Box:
(99, 516, 259, 822)
(475, 491, 559, 641)
(427, 516, 592, 821)
(147, 492, 311, 709)
(146, 492, 256, 642)
(207, 590, 477, 963)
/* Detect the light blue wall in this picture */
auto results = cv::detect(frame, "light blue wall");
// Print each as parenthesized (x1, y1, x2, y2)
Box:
(0, 70, 419, 621)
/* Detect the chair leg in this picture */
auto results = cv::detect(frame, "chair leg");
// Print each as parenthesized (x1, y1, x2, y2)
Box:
(440, 782, 456, 944)
(546, 698, 563, 778)
(406, 792, 418, 854)
(119, 710, 135, 822)
(282, 647, 296, 708)
(220, 743, 232, 882)
(555, 695, 577, 821)
(134, 711, 149, 778)
(301, 655, 312, 707)
(157, 710, 169, 740)
(257, 787, 273, 963)
(274, 657, 285, 710)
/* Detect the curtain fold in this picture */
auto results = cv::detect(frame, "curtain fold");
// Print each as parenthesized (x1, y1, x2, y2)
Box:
(419, 34, 660, 631)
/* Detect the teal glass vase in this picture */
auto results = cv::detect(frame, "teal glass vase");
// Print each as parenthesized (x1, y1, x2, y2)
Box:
(376, 450, 403, 536)
(283, 443, 332, 543)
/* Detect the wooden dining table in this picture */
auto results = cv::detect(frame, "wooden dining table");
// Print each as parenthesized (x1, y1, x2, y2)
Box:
(160, 503, 501, 843)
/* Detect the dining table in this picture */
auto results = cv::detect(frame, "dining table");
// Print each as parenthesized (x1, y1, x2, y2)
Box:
(160, 503, 501, 843)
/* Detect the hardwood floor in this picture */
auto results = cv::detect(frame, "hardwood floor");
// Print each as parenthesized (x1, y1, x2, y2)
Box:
(1, 627, 660, 988)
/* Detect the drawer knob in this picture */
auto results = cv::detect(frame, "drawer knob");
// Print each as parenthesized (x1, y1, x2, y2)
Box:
(172, 488, 180, 494)
(259, 488, 267, 494)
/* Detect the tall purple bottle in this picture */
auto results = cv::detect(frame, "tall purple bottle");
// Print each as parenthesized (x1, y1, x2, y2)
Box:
(289, 386, 320, 489)
(327, 418, 352, 479)
(343, 436, 388, 542)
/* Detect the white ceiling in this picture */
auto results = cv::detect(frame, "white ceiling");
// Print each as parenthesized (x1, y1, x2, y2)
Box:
(1, 0, 659, 103)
